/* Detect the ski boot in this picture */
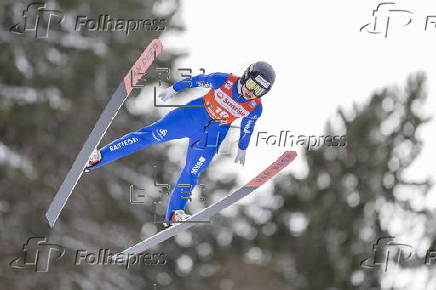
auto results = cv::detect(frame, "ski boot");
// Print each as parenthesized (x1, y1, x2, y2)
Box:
(163, 210, 191, 228)
(84, 149, 102, 172)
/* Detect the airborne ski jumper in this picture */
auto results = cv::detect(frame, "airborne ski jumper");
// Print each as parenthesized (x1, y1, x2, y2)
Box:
(85, 62, 276, 225)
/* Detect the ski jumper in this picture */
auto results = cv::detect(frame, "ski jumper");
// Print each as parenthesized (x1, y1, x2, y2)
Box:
(86, 72, 263, 221)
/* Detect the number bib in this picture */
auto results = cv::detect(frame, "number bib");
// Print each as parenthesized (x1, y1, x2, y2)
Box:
(203, 75, 261, 124)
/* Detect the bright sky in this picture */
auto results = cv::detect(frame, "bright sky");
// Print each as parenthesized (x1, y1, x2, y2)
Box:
(158, 0, 435, 183)
(150, 1, 436, 288)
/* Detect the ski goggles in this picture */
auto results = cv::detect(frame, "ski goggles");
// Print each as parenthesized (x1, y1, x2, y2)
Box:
(244, 78, 269, 97)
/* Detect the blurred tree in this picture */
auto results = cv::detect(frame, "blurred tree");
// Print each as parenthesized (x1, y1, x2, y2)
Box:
(0, 0, 207, 289)
(192, 73, 430, 290)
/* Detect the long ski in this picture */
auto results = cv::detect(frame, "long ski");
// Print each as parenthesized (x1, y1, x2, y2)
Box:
(45, 39, 163, 228)
(115, 151, 297, 260)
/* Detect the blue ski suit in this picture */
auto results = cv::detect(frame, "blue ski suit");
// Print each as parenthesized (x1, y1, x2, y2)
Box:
(87, 72, 262, 221)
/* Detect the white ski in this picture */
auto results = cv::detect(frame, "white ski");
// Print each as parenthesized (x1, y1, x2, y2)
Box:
(45, 39, 163, 228)
(115, 151, 297, 261)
